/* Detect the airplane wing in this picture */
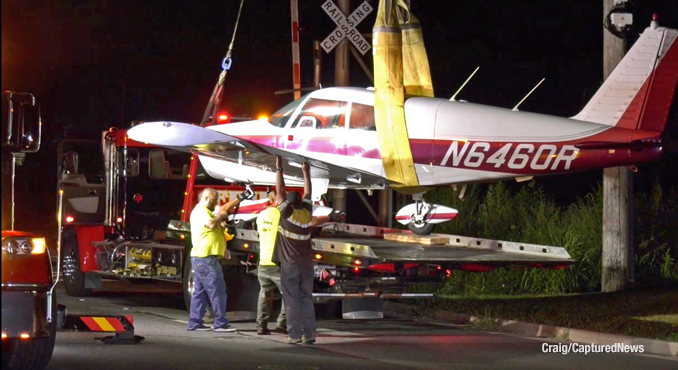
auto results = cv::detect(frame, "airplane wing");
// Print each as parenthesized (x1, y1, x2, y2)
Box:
(127, 121, 390, 190)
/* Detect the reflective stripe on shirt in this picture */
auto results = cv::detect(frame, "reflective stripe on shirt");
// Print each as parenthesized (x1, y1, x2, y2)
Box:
(285, 215, 312, 228)
(278, 226, 311, 241)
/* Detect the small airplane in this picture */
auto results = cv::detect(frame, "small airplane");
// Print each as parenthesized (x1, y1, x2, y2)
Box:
(129, 24, 678, 235)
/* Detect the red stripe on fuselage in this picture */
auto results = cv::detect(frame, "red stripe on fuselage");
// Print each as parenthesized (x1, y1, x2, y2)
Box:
(238, 124, 661, 176)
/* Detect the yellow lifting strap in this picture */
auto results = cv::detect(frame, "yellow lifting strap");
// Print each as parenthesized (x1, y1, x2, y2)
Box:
(398, 7, 434, 97)
(372, 0, 419, 186)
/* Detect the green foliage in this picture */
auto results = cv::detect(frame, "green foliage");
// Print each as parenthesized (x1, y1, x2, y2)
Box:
(431, 179, 677, 296)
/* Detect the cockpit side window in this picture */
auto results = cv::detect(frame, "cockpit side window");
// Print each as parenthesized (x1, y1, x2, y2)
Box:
(291, 98, 347, 130)
(349, 103, 376, 131)
(269, 93, 310, 128)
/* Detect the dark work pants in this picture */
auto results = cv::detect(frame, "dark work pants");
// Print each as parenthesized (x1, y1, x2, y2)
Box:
(280, 257, 316, 340)
(256, 264, 286, 330)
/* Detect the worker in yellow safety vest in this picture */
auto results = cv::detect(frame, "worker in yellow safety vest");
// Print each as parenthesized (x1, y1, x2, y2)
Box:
(255, 198, 288, 335)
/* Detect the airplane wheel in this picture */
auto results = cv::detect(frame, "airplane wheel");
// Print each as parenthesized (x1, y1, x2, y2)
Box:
(407, 222, 435, 235)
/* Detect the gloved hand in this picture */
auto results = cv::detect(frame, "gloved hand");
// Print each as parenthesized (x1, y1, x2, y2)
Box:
(328, 209, 346, 222)
(237, 185, 255, 201)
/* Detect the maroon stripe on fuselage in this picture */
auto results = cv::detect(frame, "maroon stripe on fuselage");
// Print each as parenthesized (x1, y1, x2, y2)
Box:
(236, 124, 662, 176)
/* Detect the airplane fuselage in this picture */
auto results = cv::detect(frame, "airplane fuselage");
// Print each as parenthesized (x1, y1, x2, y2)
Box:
(208, 87, 663, 188)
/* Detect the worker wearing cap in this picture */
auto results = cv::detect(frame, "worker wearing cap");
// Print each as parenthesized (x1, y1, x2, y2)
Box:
(187, 187, 254, 332)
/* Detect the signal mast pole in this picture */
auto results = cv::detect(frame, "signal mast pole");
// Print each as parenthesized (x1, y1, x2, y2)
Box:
(291, 0, 302, 100)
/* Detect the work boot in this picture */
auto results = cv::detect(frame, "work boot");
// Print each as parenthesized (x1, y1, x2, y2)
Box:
(257, 327, 271, 335)
(274, 325, 288, 334)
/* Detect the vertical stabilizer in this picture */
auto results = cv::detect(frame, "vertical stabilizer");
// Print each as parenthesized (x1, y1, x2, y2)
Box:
(573, 26, 678, 132)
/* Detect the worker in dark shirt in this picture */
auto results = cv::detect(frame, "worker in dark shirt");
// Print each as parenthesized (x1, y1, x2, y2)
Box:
(272, 156, 316, 344)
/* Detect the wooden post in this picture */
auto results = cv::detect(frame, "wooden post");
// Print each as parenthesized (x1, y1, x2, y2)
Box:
(602, 0, 632, 292)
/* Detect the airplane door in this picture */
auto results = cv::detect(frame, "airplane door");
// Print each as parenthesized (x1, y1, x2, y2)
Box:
(57, 140, 107, 225)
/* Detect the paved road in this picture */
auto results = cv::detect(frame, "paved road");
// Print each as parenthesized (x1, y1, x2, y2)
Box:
(45, 281, 677, 370)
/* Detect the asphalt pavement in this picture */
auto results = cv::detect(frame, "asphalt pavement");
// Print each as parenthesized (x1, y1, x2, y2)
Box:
(44, 280, 677, 370)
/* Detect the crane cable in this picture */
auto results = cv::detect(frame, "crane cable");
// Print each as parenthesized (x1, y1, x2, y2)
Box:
(200, 0, 246, 127)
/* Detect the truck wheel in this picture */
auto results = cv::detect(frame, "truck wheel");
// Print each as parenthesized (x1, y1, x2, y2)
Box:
(314, 300, 341, 319)
(407, 222, 435, 235)
(62, 229, 91, 297)
(182, 255, 194, 310)
(1, 294, 57, 370)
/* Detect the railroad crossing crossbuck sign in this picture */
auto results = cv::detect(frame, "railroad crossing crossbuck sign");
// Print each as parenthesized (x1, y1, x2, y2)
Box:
(321, 0, 373, 55)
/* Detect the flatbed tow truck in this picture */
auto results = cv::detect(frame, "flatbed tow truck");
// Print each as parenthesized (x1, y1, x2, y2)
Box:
(57, 124, 574, 319)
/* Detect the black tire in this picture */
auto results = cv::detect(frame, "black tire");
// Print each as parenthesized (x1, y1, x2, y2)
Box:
(407, 222, 435, 235)
(61, 229, 91, 297)
(182, 254, 194, 311)
(314, 300, 342, 319)
(1, 294, 57, 370)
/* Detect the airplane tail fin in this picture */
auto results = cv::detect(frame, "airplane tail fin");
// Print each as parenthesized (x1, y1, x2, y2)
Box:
(573, 25, 678, 133)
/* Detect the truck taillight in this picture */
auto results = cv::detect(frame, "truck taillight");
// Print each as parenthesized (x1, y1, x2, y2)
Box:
(66, 216, 74, 223)
(117, 217, 123, 223)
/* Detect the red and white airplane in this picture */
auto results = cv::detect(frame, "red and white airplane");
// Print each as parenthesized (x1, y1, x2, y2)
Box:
(128, 24, 678, 234)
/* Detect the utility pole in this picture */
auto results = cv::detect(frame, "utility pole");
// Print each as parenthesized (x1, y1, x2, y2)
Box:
(332, 0, 350, 213)
(313, 40, 322, 89)
(602, 0, 632, 292)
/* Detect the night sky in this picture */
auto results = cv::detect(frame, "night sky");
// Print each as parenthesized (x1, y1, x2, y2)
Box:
(2, 0, 677, 236)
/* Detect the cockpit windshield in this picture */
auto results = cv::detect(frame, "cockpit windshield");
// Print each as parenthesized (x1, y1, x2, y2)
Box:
(269, 94, 310, 128)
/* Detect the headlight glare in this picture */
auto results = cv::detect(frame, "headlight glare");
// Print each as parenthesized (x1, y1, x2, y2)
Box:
(2, 239, 19, 254)
(31, 238, 46, 254)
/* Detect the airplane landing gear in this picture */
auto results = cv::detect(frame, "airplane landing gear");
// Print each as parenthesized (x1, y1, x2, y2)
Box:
(408, 200, 436, 235)
(395, 194, 459, 236)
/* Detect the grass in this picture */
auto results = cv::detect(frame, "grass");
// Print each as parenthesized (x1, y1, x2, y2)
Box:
(400, 179, 678, 341)
(633, 314, 678, 326)
(407, 286, 678, 341)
